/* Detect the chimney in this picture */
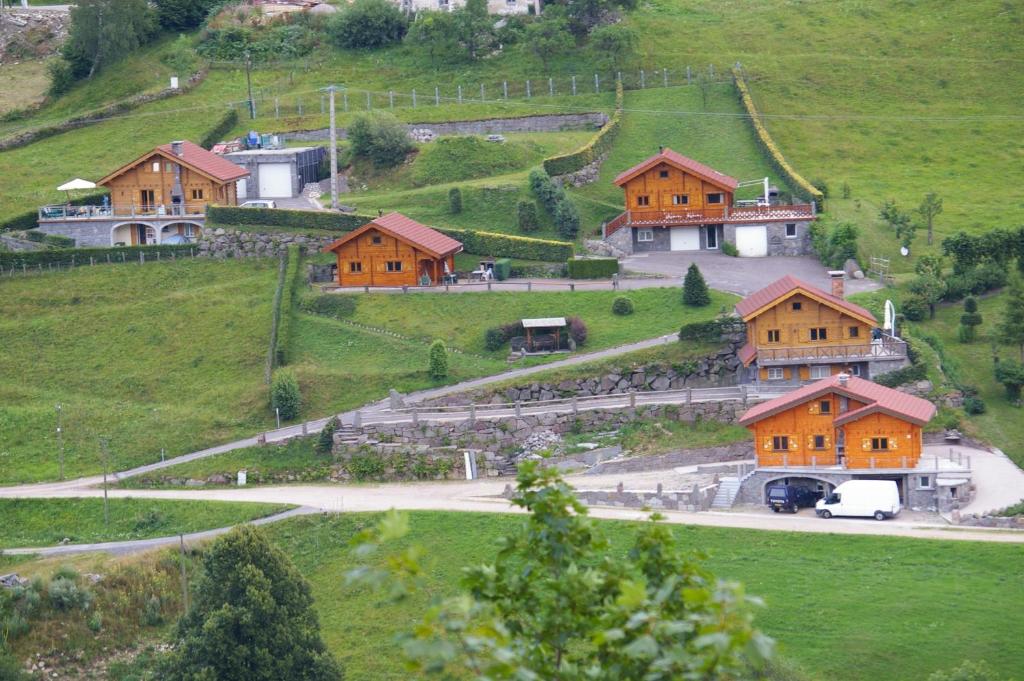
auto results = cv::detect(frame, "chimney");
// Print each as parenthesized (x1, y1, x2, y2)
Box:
(828, 270, 845, 298)
(658, 145, 665, 153)
(171, 140, 184, 157)
(837, 373, 850, 386)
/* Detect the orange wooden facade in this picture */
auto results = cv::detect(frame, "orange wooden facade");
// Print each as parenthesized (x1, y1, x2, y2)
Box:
(326, 220, 462, 288)
(100, 152, 238, 215)
(619, 161, 733, 219)
(749, 396, 924, 469)
(748, 292, 874, 357)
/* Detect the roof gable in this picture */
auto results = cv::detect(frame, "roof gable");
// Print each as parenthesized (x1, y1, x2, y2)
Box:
(735, 275, 877, 326)
(613, 148, 739, 191)
(739, 375, 936, 427)
(98, 140, 249, 186)
(323, 213, 463, 258)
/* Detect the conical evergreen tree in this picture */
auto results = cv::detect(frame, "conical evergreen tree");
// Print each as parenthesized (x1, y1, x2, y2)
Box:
(682, 263, 711, 307)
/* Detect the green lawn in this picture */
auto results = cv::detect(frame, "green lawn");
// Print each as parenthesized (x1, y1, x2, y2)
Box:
(264, 511, 1024, 681)
(0, 498, 292, 548)
(0, 258, 278, 483)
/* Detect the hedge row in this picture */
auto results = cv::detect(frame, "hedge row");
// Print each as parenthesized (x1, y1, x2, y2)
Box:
(542, 80, 625, 177)
(199, 108, 240, 150)
(0, 244, 196, 271)
(265, 252, 289, 384)
(732, 66, 824, 207)
(437, 227, 574, 262)
(207, 205, 374, 232)
(275, 245, 304, 366)
(566, 257, 619, 279)
(678, 317, 745, 343)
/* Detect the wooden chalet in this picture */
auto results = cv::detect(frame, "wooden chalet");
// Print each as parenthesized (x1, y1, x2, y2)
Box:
(735, 274, 908, 384)
(739, 374, 936, 470)
(324, 213, 463, 287)
(604, 147, 816, 256)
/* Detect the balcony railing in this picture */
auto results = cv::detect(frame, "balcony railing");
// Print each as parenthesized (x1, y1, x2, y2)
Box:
(605, 204, 816, 235)
(757, 337, 908, 364)
(38, 203, 207, 221)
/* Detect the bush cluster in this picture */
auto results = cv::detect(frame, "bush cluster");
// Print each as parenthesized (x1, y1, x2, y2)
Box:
(678, 317, 744, 342)
(0, 244, 194, 270)
(733, 66, 824, 206)
(809, 220, 859, 269)
(348, 111, 414, 168)
(484, 321, 526, 351)
(327, 0, 408, 49)
(611, 296, 634, 316)
(528, 169, 581, 240)
(271, 369, 301, 421)
(942, 262, 1007, 302)
(516, 200, 539, 233)
(542, 81, 624, 176)
(198, 23, 320, 61)
(566, 258, 618, 279)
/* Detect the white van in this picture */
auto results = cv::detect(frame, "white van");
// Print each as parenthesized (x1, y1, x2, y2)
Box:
(815, 480, 901, 521)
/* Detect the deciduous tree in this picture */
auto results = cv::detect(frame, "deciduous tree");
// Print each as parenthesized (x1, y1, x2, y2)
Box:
(588, 23, 638, 72)
(348, 111, 414, 168)
(525, 17, 573, 72)
(154, 0, 219, 32)
(918, 192, 943, 246)
(453, 0, 495, 61)
(54, 0, 156, 91)
(328, 0, 408, 49)
(998, 275, 1024, 362)
(406, 11, 460, 67)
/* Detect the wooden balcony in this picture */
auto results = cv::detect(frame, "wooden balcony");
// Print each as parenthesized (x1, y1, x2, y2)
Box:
(605, 204, 816, 235)
(757, 338, 908, 366)
(38, 203, 207, 222)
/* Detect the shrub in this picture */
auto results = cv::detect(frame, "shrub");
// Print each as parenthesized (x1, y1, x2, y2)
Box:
(428, 339, 448, 379)
(611, 296, 634, 316)
(48, 577, 91, 612)
(553, 199, 581, 240)
(901, 296, 928, 322)
(317, 417, 339, 455)
(448, 187, 463, 214)
(327, 0, 408, 49)
(566, 258, 618, 279)
(347, 453, 385, 481)
(809, 220, 859, 269)
(348, 111, 414, 168)
(542, 81, 624, 176)
(207, 206, 373, 232)
(0, 244, 195, 270)
(679, 317, 744, 342)
(958, 296, 983, 343)
(963, 396, 986, 415)
(154, 0, 219, 31)
(528, 169, 564, 213)
(484, 327, 508, 351)
(516, 200, 539, 233)
(682, 263, 711, 307)
(492, 258, 511, 281)
(567, 316, 587, 347)
(721, 241, 739, 257)
(299, 295, 357, 320)
(270, 369, 301, 421)
(994, 359, 1024, 402)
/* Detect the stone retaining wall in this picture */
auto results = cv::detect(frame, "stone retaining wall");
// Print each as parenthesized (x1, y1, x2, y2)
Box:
(953, 513, 1024, 528)
(197, 227, 334, 258)
(552, 153, 607, 188)
(574, 484, 716, 512)
(282, 112, 608, 142)
(584, 442, 753, 476)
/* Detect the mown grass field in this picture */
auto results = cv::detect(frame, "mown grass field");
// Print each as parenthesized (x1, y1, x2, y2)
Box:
(0, 498, 292, 548)
(0, 258, 278, 482)
(262, 511, 1024, 681)
(0, 60, 51, 116)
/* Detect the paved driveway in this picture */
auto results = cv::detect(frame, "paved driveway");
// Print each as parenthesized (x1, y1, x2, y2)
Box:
(621, 251, 881, 297)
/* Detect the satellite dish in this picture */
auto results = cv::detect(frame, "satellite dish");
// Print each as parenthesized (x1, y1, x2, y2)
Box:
(900, 246, 909, 257)
(884, 299, 897, 337)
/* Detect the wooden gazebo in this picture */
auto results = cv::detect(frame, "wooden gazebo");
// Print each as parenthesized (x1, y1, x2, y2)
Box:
(521, 317, 567, 353)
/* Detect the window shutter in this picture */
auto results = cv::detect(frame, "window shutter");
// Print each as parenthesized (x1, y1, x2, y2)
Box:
(807, 435, 815, 449)
(789, 436, 799, 451)
(824, 434, 832, 448)
(890, 438, 898, 450)
(808, 403, 819, 415)
(862, 438, 871, 451)
(763, 437, 772, 450)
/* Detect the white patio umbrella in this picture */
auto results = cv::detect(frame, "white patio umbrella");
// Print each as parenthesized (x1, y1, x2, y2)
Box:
(56, 178, 97, 204)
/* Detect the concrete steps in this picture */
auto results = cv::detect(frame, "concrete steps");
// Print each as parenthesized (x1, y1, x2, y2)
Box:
(711, 477, 741, 509)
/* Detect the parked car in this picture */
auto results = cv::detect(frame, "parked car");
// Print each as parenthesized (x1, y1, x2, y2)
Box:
(815, 480, 901, 521)
(485, 134, 506, 143)
(765, 484, 818, 513)
(240, 200, 276, 209)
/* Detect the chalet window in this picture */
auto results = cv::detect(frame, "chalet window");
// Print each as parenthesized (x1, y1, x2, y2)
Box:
(766, 367, 784, 380)
(767, 329, 780, 343)
(349, 261, 362, 273)
(849, 326, 860, 338)
(636, 195, 651, 207)
(151, 162, 160, 172)
(183, 224, 195, 237)
(918, 475, 932, 489)
(849, 364, 861, 376)
(659, 170, 670, 178)
(871, 437, 889, 451)
(386, 261, 403, 272)
(785, 223, 797, 238)
(672, 194, 689, 205)
(637, 229, 654, 242)
(813, 435, 826, 449)
(819, 400, 831, 414)
(706, 193, 723, 204)
(371, 235, 382, 244)
(772, 436, 789, 451)
(792, 302, 802, 311)
(810, 365, 831, 379)
(191, 189, 204, 200)
(810, 327, 828, 341)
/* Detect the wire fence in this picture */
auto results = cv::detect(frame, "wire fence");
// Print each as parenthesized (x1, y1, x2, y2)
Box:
(216, 64, 729, 120)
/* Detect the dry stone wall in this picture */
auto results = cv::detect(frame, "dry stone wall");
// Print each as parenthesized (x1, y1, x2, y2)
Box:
(197, 227, 335, 258)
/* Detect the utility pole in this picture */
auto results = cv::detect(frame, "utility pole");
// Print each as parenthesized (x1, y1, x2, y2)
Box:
(179, 534, 191, 615)
(244, 50, 255, 120)
(100, 438, 110, 527)
(56, 403, 64, 481)
(324, 85, 340, 210)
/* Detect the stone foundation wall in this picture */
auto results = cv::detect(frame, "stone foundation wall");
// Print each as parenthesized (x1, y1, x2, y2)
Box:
(953, 513, 1024, 528)
(552, 153, 607, 188)
(574, 484, 716, 512)
(197, 228, 335, 258)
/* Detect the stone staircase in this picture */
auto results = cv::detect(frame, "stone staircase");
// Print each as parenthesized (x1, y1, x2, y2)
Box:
(711, 477, 742, 509)
(497, 457, 519, 476)
(335, 425, 361, 446)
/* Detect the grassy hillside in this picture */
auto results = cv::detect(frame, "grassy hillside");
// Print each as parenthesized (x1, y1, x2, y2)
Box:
(264, 511, 1024, 681)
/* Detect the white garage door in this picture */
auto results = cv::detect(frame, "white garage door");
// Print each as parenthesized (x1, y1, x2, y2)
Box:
(669, 227, 700, 251)
(257, 163, 293, 198)
(236, 178, 248, 199)
(734, 225, 768, 257)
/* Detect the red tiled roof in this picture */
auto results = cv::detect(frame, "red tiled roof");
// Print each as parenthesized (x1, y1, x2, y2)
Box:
(323, 212, 463, 258)
(613, 148, 739, 190)
(156, 141, 249, 182)
(738, 375, 936, 427)
(734, 275, 877, 325)
(737, 342, 757, 367)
